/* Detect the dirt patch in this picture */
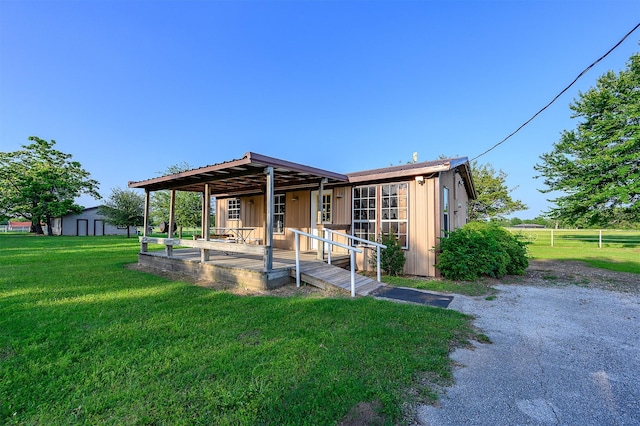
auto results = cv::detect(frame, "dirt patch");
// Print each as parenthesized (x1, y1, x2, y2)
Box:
(497, 259, 640, 293)
(338, 401, 386, 426)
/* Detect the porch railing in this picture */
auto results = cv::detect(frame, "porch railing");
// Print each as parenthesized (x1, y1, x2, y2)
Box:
(139, 236, 266, 256)
(323, 228, 387, 283)
(290, 229, 362, 297)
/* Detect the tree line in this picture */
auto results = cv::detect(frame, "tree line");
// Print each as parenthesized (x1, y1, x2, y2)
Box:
(2, 50, 638, 232)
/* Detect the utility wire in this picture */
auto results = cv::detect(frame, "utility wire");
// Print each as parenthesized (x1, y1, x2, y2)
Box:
(472, 21, 640, 162)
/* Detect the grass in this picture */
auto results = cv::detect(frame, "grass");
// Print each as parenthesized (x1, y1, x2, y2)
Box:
(0, 234, 477, 425)
(381, 275, 495, 297)
(509, 228, 640, 274)
(381, 228, 639, 294)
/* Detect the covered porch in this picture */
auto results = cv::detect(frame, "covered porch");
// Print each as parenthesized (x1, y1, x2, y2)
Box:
(128, 152, 354, 289)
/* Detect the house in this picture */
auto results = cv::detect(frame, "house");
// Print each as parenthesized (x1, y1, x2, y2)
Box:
(7, 221, 33, 231)
(128, 152, 475, 287)
(51, 207, 137, 236)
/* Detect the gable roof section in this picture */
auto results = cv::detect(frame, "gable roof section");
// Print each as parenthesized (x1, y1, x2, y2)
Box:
(348, 157, 476, 199)
(128, 152, 350, 197)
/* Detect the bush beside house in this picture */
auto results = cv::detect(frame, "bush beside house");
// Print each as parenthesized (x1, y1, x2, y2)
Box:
(436, 222, 528, 281)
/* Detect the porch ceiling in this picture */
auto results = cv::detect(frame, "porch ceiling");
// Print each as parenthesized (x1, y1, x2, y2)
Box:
(128, 152, 349, 197)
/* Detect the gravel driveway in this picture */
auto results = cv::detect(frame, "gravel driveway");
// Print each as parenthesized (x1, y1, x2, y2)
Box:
(418, 266, 640, 425)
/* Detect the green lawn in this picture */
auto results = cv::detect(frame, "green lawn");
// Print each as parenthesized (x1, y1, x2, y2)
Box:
(0, 235, 476, 425)
(381, 275, 496, 297)
(381, 228, 639, 294)
(509, 228, 640, 274)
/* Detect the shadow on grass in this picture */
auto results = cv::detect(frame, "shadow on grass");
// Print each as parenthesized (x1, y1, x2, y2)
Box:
(0, 235, 477, 425)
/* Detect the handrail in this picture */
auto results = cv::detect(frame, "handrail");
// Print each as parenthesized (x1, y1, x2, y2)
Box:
(323, 228, 387, 282)
(290, 229, 362, 297)
(138, 236, 266, 256)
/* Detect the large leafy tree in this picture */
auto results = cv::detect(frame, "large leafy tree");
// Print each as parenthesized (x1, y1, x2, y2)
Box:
(150, 162, 205, 235)
(535, 52, 640, 227)
(0, 136, 100, 235)
(469, 161, 527, 221)
(98, 187, 144, 238)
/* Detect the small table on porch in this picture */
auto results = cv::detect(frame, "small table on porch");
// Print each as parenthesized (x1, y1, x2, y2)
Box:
(218, 227, 256, 244)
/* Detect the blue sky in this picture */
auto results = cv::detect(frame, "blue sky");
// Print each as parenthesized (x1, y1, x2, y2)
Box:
(1, 0, 639, 218)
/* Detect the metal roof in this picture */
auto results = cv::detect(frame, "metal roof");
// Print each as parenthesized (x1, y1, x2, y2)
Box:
(128, 152, 350, 197)
(347, 157, 476, 199)
(128, 153, 476, 199)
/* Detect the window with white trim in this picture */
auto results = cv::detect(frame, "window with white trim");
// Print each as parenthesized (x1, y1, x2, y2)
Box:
(274, 194, 285, 234)
(321, 194, 332, 222)
(353, 186, 376, 242)
(227, 198, 240, 220)
(381, 183, 408, 248)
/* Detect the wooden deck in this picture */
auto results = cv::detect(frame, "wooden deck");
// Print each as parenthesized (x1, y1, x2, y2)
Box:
(138, 248, 385, 296)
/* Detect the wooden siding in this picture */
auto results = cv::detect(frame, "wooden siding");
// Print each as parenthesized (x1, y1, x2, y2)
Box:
(218, 191, 315, 251)
(404, 177, 439, 277)
(214, 170, 472, 278)
(332, 186, 352, 226)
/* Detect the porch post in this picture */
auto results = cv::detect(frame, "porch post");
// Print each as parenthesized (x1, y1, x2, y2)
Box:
(167, 189, 176, 257)
(202, 183, 211, 262)
(316, 178, 326, 260)
(141, 189, 150, 253)
(264, 166, 274, 272)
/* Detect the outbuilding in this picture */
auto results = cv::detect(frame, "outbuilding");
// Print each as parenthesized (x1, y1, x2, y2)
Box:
(51, 207, 137, 236)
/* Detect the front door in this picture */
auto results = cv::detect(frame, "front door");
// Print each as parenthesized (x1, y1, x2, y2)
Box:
(310, 189, 333, 250)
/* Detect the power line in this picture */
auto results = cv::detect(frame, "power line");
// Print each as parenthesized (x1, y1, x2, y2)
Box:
(472, 21, 640, 162)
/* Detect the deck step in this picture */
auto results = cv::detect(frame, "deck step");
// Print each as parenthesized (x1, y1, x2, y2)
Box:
(293, 261, 386, 296)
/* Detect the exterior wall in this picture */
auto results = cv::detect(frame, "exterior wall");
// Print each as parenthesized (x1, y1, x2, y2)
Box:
(439, 170, 470, 233)
(217, 190, 315, 251)
(403, 176, 440, 277)
(216, 187, 353, 252)
(213, 167, 473, 278)
(53, 207, 135, 236)
(275, 190, 313, 250)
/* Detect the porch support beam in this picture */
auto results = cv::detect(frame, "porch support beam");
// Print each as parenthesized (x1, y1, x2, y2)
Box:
(201, 183, 211, 262)
(167, 189, 176, 257)
(264, 166, 274, 272)
(316, 178, 326, 260)
(141, 189, 150, 253)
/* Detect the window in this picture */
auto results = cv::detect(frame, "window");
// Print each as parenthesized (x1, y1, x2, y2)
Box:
(443, 187, 449, 235)
(353, 186, 376, 242)
(227, 198, 240, 220)
(381, 183, 408, 248)
(274, 194, 285, 234)
(321, 194, 332, 222)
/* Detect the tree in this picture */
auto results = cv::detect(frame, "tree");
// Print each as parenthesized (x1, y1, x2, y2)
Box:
(98, 188, 145, 238)
(535, 52, 640, 227)
(0, 136, 100, 235)
(469, 161, 527, 221)
(150, 162, 206, 236)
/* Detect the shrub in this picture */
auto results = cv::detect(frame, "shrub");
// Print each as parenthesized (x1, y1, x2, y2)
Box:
(369, 232, 406, 276)
(436, 222, 528, 280)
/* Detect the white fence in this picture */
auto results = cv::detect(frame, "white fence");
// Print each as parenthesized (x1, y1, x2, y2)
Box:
(1, 225, 31, 232)
(508, 228, 640, 248)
